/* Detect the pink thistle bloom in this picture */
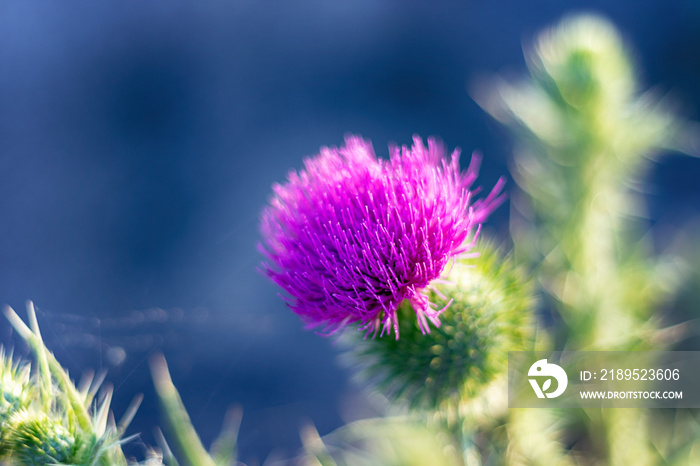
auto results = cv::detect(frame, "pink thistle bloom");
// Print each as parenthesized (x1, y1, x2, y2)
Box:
(260, 136, 505, 338)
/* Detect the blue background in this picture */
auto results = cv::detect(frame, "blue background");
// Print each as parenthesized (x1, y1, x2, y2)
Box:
(1, 1, 699, 463)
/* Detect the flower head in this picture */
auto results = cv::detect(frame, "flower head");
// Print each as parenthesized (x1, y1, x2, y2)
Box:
(260, 135, 505, 338)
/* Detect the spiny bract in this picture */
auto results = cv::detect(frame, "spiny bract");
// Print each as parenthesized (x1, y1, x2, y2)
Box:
(354, 241, 533, 412)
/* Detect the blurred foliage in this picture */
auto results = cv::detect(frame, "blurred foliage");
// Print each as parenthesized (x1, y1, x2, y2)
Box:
(299, 417, 463, 466)
(1, 302, 158, 465)
(470, 13, 700, 466)
(475, 14, 691, 350)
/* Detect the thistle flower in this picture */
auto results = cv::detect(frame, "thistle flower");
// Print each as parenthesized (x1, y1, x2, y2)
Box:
(260, 136, 505, 338)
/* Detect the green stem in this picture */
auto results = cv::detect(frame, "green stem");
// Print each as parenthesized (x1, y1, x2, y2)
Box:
(150, 354, 217, 466)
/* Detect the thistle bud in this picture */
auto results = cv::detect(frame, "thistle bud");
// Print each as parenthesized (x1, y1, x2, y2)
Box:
(530, 15, 633, 113)
(352, 241, 533, 414)
(4, 410, 93, 465)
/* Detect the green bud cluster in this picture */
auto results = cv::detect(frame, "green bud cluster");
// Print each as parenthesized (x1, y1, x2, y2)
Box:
(352, 241, 534, 413)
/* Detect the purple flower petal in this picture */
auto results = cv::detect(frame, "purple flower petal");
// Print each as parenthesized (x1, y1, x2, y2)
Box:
(260, 135, 505, 338)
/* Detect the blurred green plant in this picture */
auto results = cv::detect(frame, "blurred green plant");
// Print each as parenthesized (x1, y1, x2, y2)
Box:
(474, 15, 694, 350)
(299, 417, 463, 466)
(470, 13, 700, 465)
(0, 302, 240, 466)
(1, 302, 157, 465)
